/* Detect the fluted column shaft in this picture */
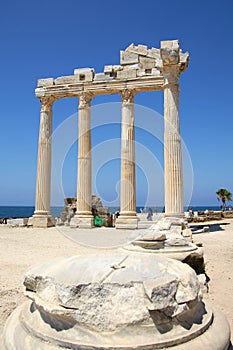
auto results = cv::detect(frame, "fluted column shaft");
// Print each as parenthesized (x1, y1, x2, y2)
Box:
(76, 93, 92, 217)
(34, 97, 54, 217)
(120, 89, 136, 216)
(163, 66, 184, 216)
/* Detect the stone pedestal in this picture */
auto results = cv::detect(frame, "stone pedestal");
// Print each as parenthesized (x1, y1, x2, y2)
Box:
(161, 41, 184, 218)
(116, 89, 138, 229)
(3, 254, 231, 349)
(72, 93, 93, 228)
(32, 97, 55, 228)
(32, 215, 55, 228)
(115, 215, 139, 229)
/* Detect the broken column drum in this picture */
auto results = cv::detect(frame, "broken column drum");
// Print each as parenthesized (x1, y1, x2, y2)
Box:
(3, 253, 230, 349)
(31, 41, 189, 228)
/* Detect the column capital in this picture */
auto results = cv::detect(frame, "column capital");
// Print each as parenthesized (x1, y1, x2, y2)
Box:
(40, 96, 56, 111)
(121, 89, 135, 104)
(159, 41, 189, 87)
(78, 92, 93, 109)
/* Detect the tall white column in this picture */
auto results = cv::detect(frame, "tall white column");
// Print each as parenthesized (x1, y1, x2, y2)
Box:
(71, 92, 93, 228)
(115, 89, 138, 229)
(161, 41, 184, 217)
(33, 96, 55, 227)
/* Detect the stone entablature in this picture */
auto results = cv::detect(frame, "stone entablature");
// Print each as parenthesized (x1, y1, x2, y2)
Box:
(35, 42, 189, 99)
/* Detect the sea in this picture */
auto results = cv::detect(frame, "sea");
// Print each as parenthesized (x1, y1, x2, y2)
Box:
(0, 205, 222, 219)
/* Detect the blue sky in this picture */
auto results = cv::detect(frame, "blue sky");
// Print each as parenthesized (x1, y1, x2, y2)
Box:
(0, 0, 233, 207)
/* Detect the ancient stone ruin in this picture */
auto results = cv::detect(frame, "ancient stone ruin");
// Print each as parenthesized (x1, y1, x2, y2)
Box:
(4, 254, 230, 349)
(122, 216, 203, 265)
(31, 40, 188, 229)
(60, 195, 113, 226)
(3, 41, 231, 350)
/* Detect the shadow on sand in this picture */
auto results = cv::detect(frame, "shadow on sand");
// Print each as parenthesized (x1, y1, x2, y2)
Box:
(190, 222, 230, 234)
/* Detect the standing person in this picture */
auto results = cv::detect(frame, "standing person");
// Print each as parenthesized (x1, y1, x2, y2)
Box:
(189, 207, 194, 218)
(147, 207, 153, 221)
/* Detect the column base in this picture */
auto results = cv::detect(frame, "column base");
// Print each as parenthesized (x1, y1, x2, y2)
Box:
(165, 212, 185, 218)
(70, 215, 94, 228)
(115, 215, 138, 229)
(31, 215, 55, 228)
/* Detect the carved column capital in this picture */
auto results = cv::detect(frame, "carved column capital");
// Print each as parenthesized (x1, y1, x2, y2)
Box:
(78, 92, 93, 109)
(160, 41, 189, 88)
(40, 96, 56, 112)
(121, 89, 135, 104)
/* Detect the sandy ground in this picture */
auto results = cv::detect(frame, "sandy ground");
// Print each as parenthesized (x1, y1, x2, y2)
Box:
(0, 218, 233, 347)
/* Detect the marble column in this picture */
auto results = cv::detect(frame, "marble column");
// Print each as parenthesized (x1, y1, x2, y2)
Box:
(70, 92, 93, 228)
(162, 57, 184, 217)
(32, 96, 55, 227)
(115, 89, 138, 229)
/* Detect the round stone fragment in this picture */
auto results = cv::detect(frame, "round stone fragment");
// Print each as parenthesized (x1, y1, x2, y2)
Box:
(3, 253, 231, 350)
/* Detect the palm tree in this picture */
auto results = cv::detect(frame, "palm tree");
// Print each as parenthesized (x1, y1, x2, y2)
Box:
(216, 188, 232, 209)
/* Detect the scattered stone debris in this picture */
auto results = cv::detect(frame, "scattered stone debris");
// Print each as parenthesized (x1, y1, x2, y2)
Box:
(60, 195, 113, 227)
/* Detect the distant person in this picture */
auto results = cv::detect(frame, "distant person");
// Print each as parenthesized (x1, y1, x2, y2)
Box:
(115, 210, 120, 219)
(189, 207, 194, 218)
(140, 208, 143, 214)
(147, 207, 153, 221)
(92, 208, 104, 227)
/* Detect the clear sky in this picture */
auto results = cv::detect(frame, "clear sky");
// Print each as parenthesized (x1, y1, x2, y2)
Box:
(0, 0, 232, 208)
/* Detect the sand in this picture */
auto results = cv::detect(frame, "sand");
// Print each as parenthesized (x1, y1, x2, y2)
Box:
(0, 218, 233, 347)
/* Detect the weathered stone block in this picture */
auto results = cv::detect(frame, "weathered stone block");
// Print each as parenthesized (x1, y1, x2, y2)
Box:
(206, 211, 222, 220)
(125, 43, 148, 56)
(137, 69, 146, 77)
(222, 211, 233, 218)
(32, 216, 55, 228)
(151, 68, 161, 76)
(104, 65, 113, 73)
(37, 78, 54, 87)
(54, 75, 79, 85)
(147, 47, 161, 59)
(94, 73, 114, 81)
(160, 39, 180, 51)
(113, 65, 123, 72)
(79, 72, 94, 82)
(139, 56, 156, 69)
(69, 216, 80, 228)
(142, 231, 166, 241)
(74, 67, 95, 75)
(104, 65, 123, 73)
(137, 68, 161, 77)
(124, 63, 142, 70)
(182, 228, 192, 238)
(7, 218, 28, 226)
(138, 44, 148, 55)
(132, 240, 164, 249)
(73, 68, 95, 82)
(115, 216, 138, 229)
(70, 216, 93, 228)
(35, 87, 45, 98)
(120, 51, 139, 65)
(117, 69, 137, 80)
